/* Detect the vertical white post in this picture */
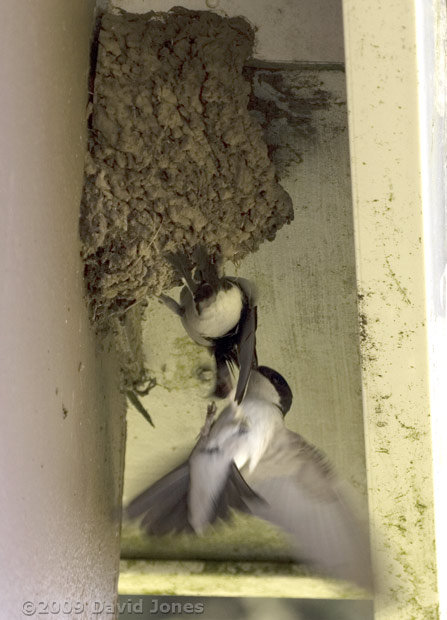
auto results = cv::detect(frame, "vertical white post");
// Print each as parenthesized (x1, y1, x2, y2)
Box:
(0, 1, 126, 616)
(416, 1, 447, 619)
(343, 0, 444, 618)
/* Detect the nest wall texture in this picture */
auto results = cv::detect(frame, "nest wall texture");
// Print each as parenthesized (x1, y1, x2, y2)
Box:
(80, 8, 293, 325)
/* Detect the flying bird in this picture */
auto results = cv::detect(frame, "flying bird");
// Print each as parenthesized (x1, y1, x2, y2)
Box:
(126, 366, 372, 589)
(160, 247, 258, 403)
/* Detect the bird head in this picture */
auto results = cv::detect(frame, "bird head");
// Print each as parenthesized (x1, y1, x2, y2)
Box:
(249, 366, 293, 415)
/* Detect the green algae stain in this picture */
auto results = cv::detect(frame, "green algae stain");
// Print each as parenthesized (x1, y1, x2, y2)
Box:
(156, 336, 213, 392)
(415, 500, 427, 515)
(394, 414, 422, 442)
(384, 255, 412, 305)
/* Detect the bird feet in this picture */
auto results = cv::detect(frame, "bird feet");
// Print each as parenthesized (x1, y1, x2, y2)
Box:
(200, 401, 217, 437)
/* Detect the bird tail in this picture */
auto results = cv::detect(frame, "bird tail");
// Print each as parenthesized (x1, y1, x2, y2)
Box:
(126, 462, 192, 535)
(193, 245, 221, 288)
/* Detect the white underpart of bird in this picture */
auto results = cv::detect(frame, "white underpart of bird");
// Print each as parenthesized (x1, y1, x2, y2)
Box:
(181, 284, 244, 343)
(126, 367, 373, 590)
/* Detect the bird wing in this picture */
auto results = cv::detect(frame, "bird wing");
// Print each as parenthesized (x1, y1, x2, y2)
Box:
(234, 304, 258, 404)
(127, 456, 260, 537)
(211, 277, 258, 404)
(228, 277, 258, 307)
(127, 403, 262, 537)
(126, 462, 192, 535)
(209, 280, 257, 400)
(159, 293, 184, 317)
(189, 451, 262, 532)
(245, 430, 373, 589)
(214, 461, 265, 520)
(188, 430, 241, 532)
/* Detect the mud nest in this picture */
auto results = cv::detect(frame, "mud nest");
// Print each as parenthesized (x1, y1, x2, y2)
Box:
(80, 8, 293, 326)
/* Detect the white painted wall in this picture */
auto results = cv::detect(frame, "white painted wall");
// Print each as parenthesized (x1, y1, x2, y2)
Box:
(112, 0, 344, 63)
(0, 2, 126, 618)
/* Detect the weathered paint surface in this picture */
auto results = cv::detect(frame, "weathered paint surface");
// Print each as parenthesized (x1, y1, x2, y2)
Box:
(343, 0, 441, 618)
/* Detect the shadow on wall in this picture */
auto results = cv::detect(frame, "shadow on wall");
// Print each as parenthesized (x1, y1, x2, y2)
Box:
(118, 596, 374, 619)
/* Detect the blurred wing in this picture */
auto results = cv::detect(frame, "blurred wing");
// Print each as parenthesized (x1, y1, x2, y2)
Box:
(213, 277, 258, 404)
(189, 449, 262, 532)
(126, 462, 191, 535)
(188, 443, 237, 532)
(247, 433, 373, 589)
(214, 462, 265, 521)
